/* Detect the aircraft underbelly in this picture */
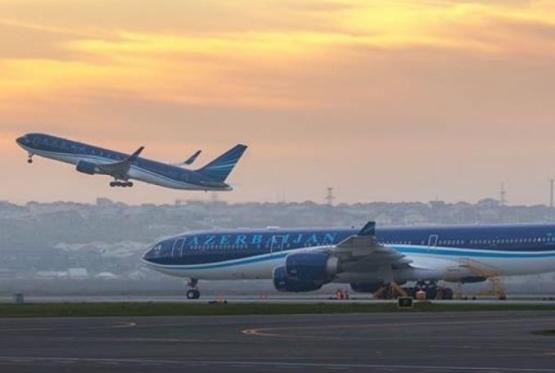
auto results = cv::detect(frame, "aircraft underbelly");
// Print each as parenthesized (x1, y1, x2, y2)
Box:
(128, 167, 224, 191)
(146, 250, 555, 282)
(146, 257, 284, 280)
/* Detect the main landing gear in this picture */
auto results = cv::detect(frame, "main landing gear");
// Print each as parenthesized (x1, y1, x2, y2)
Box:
(186, 278, 200, 300)
(109, 181, 134, 188)
(406, 280, 454, 300)
(373, 281, 454, 300)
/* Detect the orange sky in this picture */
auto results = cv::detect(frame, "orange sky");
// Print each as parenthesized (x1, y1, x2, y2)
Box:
(1, 0, 554, 205)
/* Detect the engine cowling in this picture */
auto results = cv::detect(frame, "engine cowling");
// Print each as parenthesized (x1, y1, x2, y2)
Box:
(459, 276, 487, 284)
(273, 252, 339, 292)
(350, 282, 385, 293)
(76, 160, 99, 175)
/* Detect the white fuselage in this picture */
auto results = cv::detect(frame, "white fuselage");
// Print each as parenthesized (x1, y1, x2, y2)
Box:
(143, 244, 555, 283)
(20, 144, 227, 191)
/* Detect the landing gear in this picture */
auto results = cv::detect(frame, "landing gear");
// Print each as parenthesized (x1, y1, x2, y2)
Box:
(109, 181, 134, 188)
(186, 289, 201, 300)
(186, 278, 200, 300)
(416, 280, 439, 300)
(27, 154, 33, 164)
(373, 281, 454, 300)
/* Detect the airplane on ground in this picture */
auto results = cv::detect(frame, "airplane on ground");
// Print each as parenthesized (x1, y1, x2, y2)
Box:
(16, 133, 247, 191)
(142, 222, 555, 299)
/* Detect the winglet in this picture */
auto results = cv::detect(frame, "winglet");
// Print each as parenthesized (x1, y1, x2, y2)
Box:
(128, 146, 145, 163)
(358, 221, 376, 236)
(184, 150, 202, 165)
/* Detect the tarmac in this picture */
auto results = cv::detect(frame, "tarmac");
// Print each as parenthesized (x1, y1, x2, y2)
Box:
(0, 311, 553, 372)
(2, 294, 555, 304)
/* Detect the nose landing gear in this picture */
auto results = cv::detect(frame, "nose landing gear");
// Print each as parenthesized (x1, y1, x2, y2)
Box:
(27, 154, 34, 164)
(186, 278, 200, 300)
(186, 289, 200, 300)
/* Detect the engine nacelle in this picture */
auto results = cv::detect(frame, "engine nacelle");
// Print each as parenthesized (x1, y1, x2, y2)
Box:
(76, 160, 99, 175)
(273, 252, 339, 292)
(350, 282, 385, 293)
(459, 276, 488, 284)
(273, 266, 323, 292)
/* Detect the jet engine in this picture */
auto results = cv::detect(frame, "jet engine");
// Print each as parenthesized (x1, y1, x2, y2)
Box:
(76, 160, 99, 175)
(273, 252, 339, 292)
(459, 276, 487, 284)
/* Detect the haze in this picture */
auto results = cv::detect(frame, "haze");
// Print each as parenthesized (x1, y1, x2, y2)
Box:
(1, 0, 554, 205)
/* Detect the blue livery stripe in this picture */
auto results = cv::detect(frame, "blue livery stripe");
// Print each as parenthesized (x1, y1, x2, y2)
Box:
(144, 245, 555, 271)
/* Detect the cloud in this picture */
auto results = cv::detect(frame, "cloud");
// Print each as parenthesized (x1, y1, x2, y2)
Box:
(0, 1, 553, 113)
(0, 1, 554, 205)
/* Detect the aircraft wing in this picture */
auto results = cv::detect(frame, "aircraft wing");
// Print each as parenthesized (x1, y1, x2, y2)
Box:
(331, 222, 412, 273)
(95, 146, 144, 180)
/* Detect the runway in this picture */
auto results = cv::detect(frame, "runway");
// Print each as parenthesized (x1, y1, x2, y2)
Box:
(2, 294, 554, 305)
(0, 311, 553, 373)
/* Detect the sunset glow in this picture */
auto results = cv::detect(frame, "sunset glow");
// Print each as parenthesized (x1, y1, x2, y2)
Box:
(1, 1, 554, 204)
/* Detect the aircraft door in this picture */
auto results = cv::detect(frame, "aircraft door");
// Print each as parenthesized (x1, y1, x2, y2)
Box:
(268, 235, 288, 253)
(427, 234, 439, 252)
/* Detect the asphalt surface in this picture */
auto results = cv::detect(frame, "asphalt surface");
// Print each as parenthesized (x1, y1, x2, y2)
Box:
(3, 294, 555, 304)
(0, 311, 553, 373)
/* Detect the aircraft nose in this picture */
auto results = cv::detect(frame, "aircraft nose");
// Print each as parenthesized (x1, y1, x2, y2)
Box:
(142, 251, 152, 262)
(16, 135, 31, 146)
(142, 243, 161, 263)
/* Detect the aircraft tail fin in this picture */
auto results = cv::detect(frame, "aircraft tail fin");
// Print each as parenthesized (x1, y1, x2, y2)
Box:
(196, 144, 247, 182)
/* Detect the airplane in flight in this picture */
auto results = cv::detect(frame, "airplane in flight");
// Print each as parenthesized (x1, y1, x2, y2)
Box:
(142, 222, 555, 299)
(16, 133, 247, 191)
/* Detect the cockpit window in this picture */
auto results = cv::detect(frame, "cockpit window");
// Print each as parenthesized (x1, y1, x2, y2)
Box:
(172, 239, 185, 257)
(144, 244, 162, 259)
(151, 244, 161, 255)
(159, 243, 171, 257)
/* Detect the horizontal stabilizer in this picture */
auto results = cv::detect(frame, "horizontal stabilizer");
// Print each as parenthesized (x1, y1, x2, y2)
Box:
(184, 150, 202, 165)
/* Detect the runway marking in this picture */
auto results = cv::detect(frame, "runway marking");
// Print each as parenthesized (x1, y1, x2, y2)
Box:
(241, 317, 555, 338)
(0, 328, 51, 332)
(0, 321, 137, 332)
(11, 336, 238, 344)
(0, 356, 553, 372)
(110, 322, 137, 329)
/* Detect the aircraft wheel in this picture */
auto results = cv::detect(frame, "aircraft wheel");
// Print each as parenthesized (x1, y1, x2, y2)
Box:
(27, 159, 33, 164)
(425, 287, 438, 300)
(110, 181, 117, 187)
(186, 289, 200, 300)
(441, 288, 454, 300)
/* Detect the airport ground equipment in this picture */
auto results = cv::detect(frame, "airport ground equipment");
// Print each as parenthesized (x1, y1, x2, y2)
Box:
(460, 259, 507, 300)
